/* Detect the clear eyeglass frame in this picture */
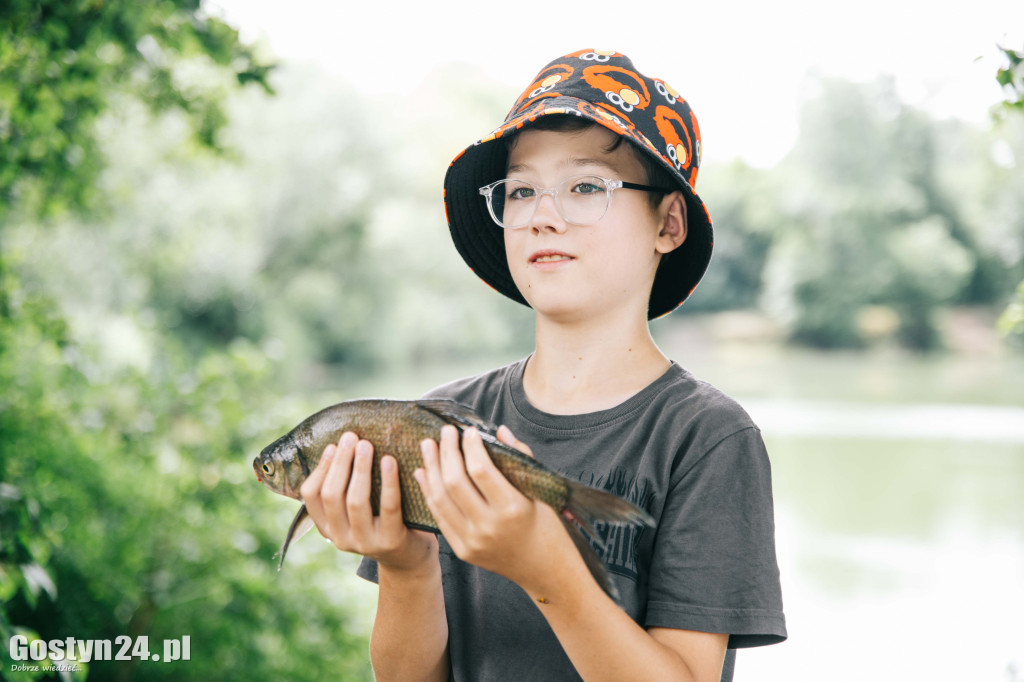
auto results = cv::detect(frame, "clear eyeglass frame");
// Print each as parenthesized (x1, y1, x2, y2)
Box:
(477, 174, 673, 230)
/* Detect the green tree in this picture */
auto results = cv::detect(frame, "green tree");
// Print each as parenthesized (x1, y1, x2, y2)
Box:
(996, 44, 1024, 117)
(761, 77, 981, 350)
(0, 0, 272, 219)
(0, 4, 377, 680)
(0, 272, 374, 680)
(675, 160, 779, 313)
(995, 44, 1024, 340)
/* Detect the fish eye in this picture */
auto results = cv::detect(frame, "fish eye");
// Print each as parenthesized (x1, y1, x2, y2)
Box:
(262, 462, 274, 476)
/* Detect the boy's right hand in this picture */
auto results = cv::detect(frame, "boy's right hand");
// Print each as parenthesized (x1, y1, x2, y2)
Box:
(300, 432, 437, 572)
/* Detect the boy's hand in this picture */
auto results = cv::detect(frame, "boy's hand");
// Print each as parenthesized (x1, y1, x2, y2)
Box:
(300, 432, 437, 573)
(415, 424, 569, 594)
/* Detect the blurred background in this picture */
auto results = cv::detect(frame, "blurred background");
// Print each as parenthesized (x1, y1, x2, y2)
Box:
(1, 1, 1023, 680)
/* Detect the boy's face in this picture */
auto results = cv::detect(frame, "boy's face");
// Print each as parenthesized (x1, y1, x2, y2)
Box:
(502, 126, 684, 323)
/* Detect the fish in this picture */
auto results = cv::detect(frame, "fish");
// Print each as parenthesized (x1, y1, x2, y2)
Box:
(253, 398, 654, 600)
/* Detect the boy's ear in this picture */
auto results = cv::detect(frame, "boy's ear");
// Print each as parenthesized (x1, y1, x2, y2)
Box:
(655, 191, 687, 255)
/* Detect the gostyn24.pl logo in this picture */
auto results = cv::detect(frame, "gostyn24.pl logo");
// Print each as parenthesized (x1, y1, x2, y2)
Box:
(9, 635, 191, 668)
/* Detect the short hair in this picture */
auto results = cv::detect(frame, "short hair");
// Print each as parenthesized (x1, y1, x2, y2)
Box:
(505, 116, 677, 211)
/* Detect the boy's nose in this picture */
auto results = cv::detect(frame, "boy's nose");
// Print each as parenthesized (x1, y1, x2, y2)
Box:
(528, 193, 567, 233)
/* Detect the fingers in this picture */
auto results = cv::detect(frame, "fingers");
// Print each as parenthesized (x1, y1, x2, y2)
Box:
(417, 426, 526, 532)
(419, 427, 478, 525)
(461, 427, 518, 502)
(376, 455, 406, 537)
(306, 433, 406, 545)
(298, 442, 332, 537)
(338, 437, 376, 544)
(293, 433, 439, 570)
(299, 442, 333, 511)
(417, 425, 539, 572)
(301, 432, 357, 542)
(442, 426, 495, 512)
(300, 431, 377, 551)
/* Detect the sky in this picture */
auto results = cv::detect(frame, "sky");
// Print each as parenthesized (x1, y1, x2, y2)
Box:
(207, 0, 1024, 167)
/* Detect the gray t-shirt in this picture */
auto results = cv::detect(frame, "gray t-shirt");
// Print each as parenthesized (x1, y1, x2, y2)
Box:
(358, 358, 786, 681)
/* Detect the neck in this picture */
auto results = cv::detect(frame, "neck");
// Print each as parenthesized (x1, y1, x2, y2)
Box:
(523, 307, 671, 415)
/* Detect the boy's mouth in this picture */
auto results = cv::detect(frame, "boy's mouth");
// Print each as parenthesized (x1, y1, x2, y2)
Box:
(529, 250, 575, 265)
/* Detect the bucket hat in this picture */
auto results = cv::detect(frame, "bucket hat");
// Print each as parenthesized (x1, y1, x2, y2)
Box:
(443, 48, 713, 320)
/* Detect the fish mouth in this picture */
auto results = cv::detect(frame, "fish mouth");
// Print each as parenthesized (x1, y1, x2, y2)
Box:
(528, 249, 575, 266)
(253, 457, 262, 482)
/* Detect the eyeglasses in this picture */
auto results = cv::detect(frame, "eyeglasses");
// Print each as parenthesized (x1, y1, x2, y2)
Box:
(478, 175, 673, 230)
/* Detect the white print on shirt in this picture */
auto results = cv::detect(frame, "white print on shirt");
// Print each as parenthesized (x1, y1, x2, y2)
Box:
(576, 468, 653, 581)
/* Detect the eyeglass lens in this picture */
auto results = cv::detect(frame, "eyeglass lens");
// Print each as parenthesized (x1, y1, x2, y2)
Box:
(489, 176, 611, 228)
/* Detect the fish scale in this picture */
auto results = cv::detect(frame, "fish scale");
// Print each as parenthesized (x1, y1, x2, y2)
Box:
(254, 398, 653, 601)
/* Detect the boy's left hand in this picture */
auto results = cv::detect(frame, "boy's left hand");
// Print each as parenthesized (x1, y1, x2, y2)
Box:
(414, 424, 569, 593)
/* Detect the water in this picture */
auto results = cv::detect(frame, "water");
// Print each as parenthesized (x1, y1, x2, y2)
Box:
(741, 436, 1024, 681)
(745, 399, 1024, 443)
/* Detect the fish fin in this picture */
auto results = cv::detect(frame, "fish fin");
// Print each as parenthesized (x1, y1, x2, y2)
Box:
(416, 399, 499, 434)
(276, 504, 315, 571)
(418, 400, 539, 463)
(564, 479, 655, 536)
(559, 514, 620, 602)
(560, 508, 604, 551)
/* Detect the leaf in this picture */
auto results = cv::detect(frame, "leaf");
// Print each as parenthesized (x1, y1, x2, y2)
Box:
(19, 563, 57, 602)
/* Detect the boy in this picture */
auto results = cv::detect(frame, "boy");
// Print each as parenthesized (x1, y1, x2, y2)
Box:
(300, 49, 786, 681)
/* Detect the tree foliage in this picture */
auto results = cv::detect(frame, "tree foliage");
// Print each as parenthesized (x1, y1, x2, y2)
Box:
(0, 0, 272, 220)
(697, 76, 1023, 350)
(0, 267, 374, 681)
(770, 80, 976, 349)
(0, 4, 375, 680)
(996, 44, 1024, 117)
(995, 44, 1024, 340)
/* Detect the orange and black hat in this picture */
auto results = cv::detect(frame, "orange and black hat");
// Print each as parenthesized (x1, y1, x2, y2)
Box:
(443, 48, 713, 320)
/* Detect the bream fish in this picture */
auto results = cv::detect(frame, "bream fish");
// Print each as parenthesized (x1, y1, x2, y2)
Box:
(253, 398, 653, 599)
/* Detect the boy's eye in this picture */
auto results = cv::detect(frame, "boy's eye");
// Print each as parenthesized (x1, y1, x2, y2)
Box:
(570, 179, 606, 195)
(506, 184, 535, 200)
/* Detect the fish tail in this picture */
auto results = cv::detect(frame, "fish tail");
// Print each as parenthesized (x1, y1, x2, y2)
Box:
(276, 504, 315, 571)
(559, 514, 620, 602)
(564, 480, 655, 543)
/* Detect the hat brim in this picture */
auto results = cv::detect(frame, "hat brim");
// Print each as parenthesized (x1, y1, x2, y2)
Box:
(444, 102, 713, 320)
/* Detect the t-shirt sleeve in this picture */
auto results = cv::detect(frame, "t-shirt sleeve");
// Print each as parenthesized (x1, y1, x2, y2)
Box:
(645, 426, 787, 648)
(357, 555, 379, 583)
